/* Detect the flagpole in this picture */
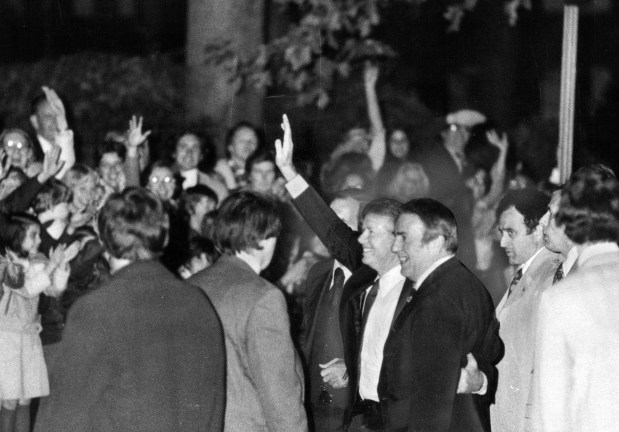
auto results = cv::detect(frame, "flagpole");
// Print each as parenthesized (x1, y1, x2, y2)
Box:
(557, 0, 587, 183)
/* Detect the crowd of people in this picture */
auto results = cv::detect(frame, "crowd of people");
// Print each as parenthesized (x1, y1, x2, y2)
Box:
(0, 71, 618, 432)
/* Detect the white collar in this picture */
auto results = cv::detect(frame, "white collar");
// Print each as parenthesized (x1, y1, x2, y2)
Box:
(562, 246, 579, 276)
(235, 251, 261, 274)
(415, 255, 454, 290)
(518, 247, 545, 276)
(376, 264, 405, 296)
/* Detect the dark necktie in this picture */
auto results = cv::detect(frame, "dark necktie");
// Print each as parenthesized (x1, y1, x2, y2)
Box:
(507, 268, 523, 298)
(328, 267, 345, 305)
(552, 263, 564, 284)
(361, 279, 380, 328)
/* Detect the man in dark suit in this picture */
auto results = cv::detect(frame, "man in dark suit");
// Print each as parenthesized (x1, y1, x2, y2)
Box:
(275, 115, 498, 431)
(188, 191, 307, 432)
(389, 198, 503, 431)
(416, 110, 486, 270)
(34, 187, 226, 432)
(300, 189, 367, 431)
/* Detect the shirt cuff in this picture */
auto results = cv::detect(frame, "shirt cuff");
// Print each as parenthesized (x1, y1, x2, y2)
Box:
(473, 372, 488, 395)
(285, 174, 309, 199)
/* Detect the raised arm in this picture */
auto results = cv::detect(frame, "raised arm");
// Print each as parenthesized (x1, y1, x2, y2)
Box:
(484, 130, 508, 207)
(124, 115, 151, 187)
(42, 86, 75, 179)
(364, 62, 386, 171)
(275, 115, 363, 270)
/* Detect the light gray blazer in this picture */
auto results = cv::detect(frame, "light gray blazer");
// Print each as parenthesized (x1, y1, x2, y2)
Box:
(491, 247, 561, 432)
(189, 255, 308, 432)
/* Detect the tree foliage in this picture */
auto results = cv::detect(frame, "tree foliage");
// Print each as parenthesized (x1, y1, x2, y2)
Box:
(206, 0, 532, 108)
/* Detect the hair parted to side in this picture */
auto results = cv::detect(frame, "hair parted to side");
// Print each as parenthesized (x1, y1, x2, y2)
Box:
(360, 198, 402, 224)
(400, 198, 459, 253)
(98, 187, 169, 261)
(556, 170, 619, 245)
(496, 188, 550, 234)
(0, 212, 41, 258)
(214, 191, 282, 255)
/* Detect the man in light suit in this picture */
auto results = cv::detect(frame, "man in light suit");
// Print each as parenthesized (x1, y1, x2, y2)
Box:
(542, 164, 616, 280)
(188, 191, 307, 432)
(533, 170, 619, 432)
(491, 189, 561, 432)
(541, 189, 578, 279)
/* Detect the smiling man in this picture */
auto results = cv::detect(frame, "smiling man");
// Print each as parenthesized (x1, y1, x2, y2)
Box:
(382, 198, 502, 431)
(491, 189, 560, 432)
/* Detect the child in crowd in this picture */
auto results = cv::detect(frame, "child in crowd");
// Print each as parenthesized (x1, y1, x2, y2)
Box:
(0, 213, 77, 432)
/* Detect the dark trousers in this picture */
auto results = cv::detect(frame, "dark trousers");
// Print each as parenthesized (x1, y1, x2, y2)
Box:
(310, 403, 347, 432)
(348, 399, 383, 432)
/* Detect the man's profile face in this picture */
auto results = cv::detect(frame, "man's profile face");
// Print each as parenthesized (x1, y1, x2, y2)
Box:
(498, 206, 542, 266)
(441, 124, 469, 153)
(31, 100, 57, 142)
(392, 212, 435, 281)
(357, 213, 397, 274)
(329, 197, 360, 231)
(541, 191, 572, 255)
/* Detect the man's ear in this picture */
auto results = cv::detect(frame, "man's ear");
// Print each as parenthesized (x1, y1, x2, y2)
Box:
(428, 234, 445, 254)
(30, 114, 39, 132)
(533, 222, 545, 242)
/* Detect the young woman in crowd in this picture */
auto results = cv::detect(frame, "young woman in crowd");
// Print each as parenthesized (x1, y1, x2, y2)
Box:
(0, 213, 77, 432)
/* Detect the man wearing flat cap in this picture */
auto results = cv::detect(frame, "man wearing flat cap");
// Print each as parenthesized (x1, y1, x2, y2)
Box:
(417, 109, 486, 269)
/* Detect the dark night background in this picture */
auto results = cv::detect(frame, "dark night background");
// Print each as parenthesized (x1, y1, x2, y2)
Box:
(0, 0, 617, 176)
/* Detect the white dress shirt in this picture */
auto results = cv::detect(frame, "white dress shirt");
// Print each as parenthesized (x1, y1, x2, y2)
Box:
(562, 245, 579, 276)
(359, 265, 405, 401)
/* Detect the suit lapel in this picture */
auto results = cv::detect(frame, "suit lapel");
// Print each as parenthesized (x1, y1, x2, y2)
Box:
(390, 279, 415, 330)
(496, 248, 562, 314)
(389, 258, 458, 330)
(304, 263, 335, 354)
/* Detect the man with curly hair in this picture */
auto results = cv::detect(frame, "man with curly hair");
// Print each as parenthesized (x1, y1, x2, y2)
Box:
(533, 170, 619, 432)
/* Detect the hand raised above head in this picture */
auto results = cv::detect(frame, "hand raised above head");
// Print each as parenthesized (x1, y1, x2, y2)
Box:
(486, 130, 508, 153)
(126, 115, 151, 150)
(42, 86, 68, 131)
(274, 114, 298, 181)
